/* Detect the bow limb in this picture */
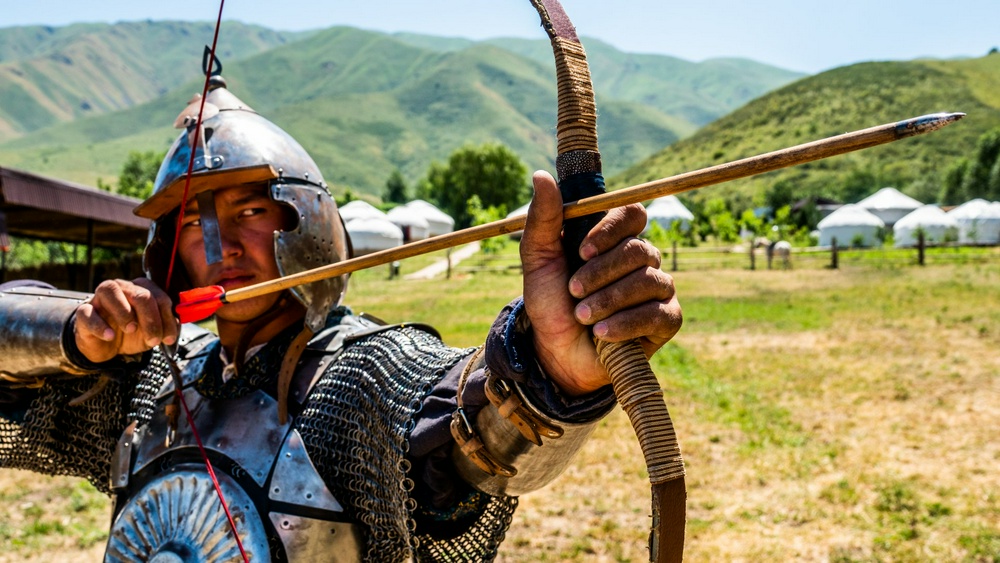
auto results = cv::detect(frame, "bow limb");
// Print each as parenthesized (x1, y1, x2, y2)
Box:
(528, 2, 686, 561)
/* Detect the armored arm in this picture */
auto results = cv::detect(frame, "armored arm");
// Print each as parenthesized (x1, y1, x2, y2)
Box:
(449, 298, 615, 496)
(0, 282, 158, 491)
(0, 284, 95, 386)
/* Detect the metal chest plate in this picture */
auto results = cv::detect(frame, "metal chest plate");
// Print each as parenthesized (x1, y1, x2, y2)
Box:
(116, 352, 362, 561)
(269, 429, 344, 512)
(268, 513, 362, 563)
(133, 388, 287, 487)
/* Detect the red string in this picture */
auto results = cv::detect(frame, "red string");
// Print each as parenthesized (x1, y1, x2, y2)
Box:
(159, 1, 249, 561)
(164, 0, 227, 292)
(175, 386, 250, 561)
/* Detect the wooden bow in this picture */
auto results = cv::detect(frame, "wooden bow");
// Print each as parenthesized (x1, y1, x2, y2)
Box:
(527, 2, 686, 561)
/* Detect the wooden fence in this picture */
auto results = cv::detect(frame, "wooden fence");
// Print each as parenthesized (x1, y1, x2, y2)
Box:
(454, 240, 1000, 275)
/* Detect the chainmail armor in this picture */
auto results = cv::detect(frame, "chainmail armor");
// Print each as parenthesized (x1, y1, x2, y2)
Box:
(1, 322, 518, 562)
(1, 373, 126, 493)
(0, 350, 174, 494)
(299, 325, 517, 562)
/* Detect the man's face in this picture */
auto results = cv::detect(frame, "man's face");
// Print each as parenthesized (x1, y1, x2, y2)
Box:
(177, 184, 288, 323)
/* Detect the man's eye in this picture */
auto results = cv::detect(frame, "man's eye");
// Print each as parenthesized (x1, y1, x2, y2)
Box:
(241, 207, 266, 217)
(183, 218, 202, 228)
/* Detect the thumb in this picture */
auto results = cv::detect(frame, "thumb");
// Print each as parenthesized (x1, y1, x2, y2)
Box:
(520, 170, 564, 268)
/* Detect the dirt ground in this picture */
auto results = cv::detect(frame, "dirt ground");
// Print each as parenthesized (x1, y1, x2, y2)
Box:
(2, 266, 998, 561)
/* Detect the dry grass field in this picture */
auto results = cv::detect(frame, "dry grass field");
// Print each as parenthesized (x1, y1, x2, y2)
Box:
(1, 256, 998, 562)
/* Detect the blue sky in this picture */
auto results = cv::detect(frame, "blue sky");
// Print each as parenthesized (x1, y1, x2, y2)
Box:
(3, 0, 998, 73)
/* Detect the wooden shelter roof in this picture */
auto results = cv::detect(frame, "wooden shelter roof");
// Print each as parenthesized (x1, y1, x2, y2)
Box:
(0, 166, 150, 249)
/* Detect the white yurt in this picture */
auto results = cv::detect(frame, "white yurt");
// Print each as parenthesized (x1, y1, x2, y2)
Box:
(386, 206, 430, 242)
(816, 204, 885, 247)
(857, 187, 922, 228)
(948, 198, 1000, 245)
(644, 195, 694, 234)
(405, 200, 455, 237)
(345, 217, 403, 255)
(893, 205, 958, 248)
(339, 200, 386, 223)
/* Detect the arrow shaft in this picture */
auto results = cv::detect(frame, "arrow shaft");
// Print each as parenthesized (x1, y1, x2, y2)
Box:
(222, 112, 963, 305)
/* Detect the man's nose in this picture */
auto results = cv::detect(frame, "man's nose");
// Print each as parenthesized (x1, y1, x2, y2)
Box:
(218, 222, 244, 258)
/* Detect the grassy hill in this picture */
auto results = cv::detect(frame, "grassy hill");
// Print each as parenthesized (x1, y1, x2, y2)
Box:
(482, 37, 804, 128)
(394, 33, 805, 128)
(0, 22, 800, 199)
(610, 54, 1000, 209)
(0, 22, 306, 142)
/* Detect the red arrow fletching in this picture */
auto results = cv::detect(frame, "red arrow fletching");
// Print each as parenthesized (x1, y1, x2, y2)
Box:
(176, 285, 226, 323)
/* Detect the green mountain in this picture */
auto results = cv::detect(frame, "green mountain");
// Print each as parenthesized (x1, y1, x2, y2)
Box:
(482, 37, 804, 128)
(0, 22, 801, 198)
(0, 21, 307, 141)
(610, 54, 1000, 208)
(395, 33, 805, 128)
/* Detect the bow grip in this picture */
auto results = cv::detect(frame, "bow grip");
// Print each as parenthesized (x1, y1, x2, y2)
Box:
(559, 172, 607, 274)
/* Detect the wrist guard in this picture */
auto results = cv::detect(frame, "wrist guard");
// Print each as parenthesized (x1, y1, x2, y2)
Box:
(450, 347, 601, 496)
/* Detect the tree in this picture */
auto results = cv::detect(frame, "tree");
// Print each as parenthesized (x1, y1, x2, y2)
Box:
(422, 143, 529, 229)
(906, 176, 941, 205)
(770, 205, 792, 240)
(840, 167, 879, 203)
(117, 150, 164, 199)
(960, 128, 1000, 202)
(703, 197, 739, 243)
(939, 157, 970, 205)
(384, 169, 409, 204)
(739, 209, 765, 238)
(336, 188, 356, 207)
(988, 154, 1000, 201)
(765, 179, 796, 214)
(466, 195, 507, 255)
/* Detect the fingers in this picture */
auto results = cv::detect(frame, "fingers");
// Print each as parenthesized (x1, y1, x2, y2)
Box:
(76, 279, 177, 361)
(133, 278, 178, 347)
(569, 236, 661, 298)
(574, 260, 673, 313)
(587, 296, 683, 352)
(574, 264, 676, 322)
(75, 301, 116, 343)
(568, 233, 682, 350)
(577, 203, 647, 261)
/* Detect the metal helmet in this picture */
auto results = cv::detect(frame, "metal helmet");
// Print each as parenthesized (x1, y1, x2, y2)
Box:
(135, 76, 350, 332)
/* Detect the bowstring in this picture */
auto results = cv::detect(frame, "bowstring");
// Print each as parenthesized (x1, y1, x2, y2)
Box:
(159, 1, 250, 561)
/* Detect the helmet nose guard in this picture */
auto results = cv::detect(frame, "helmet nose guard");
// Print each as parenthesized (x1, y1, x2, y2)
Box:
(137, 77, 349, 332)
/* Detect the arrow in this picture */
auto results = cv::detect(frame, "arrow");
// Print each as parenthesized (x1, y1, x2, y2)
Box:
(176, 111, 964, 324)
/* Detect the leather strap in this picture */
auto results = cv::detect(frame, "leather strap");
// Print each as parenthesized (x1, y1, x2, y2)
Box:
(450, 347, 517, 477)
(276, 324, 314, 425)
(484, 372, 563, 446)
